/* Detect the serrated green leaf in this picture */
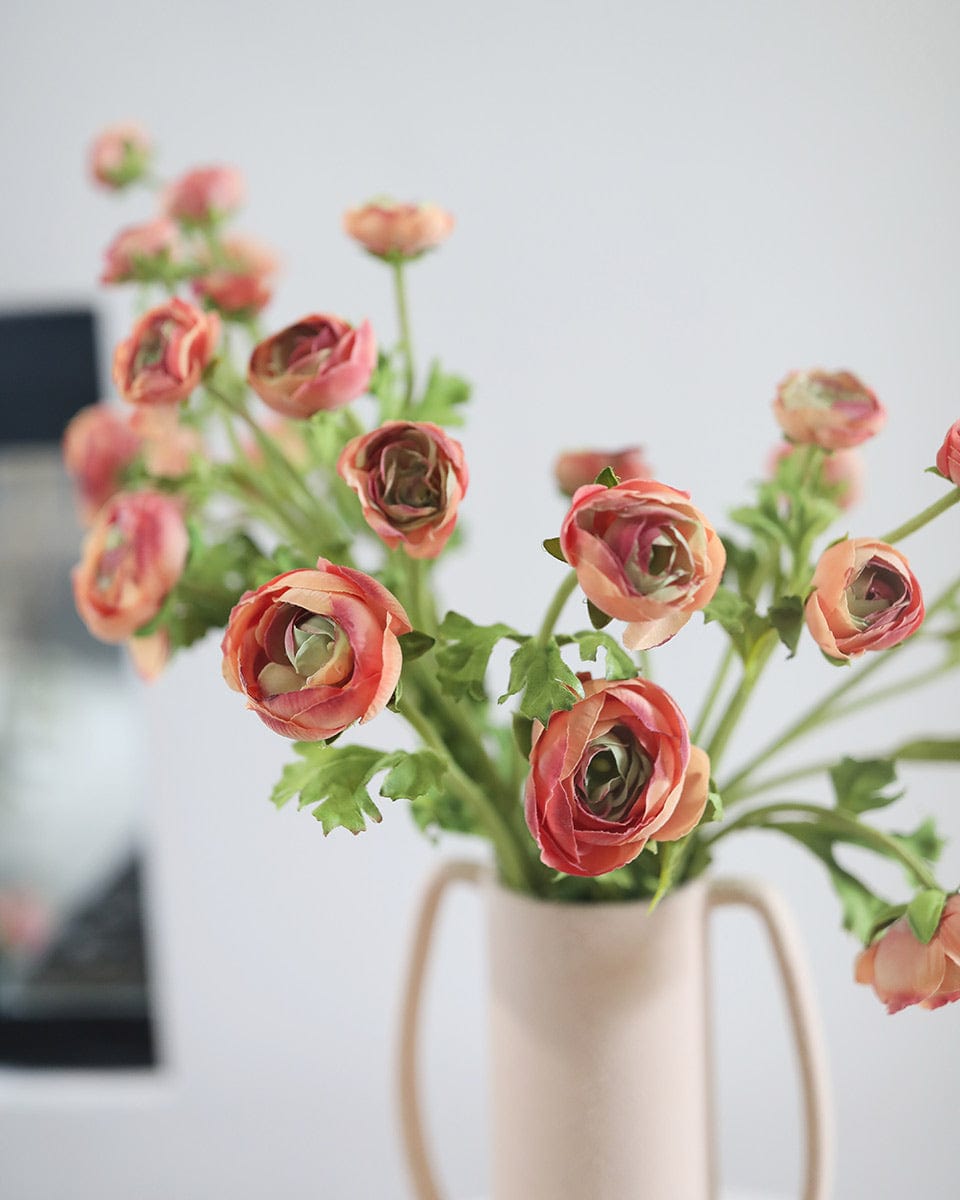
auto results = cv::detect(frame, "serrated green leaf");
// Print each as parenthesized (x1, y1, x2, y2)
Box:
(380, 750, 447, 801)
(587, 599, 613, 630)
(435, 611, 520, 702)
(499, 638, 584, 725)
(830, 757, 901, 815)
(270, 757, 317, 810)
(593, 466, 619, 488)
(398, 630, 436, 662)
(907, 888, 947, 944)
(413, 361, 471, 426)
(569, 630, 636, 680)
(729, 505, 787, 544)
(702, 587, 770, 661)
(543, 536, 567, 563)
(767, 595, 805, 657)
(892, 818, 946, 870)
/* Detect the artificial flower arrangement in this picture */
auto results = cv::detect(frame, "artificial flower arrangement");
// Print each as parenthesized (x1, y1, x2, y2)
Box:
(68, 123, 960, 1015)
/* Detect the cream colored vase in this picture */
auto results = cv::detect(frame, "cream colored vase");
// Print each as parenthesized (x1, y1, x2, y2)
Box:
(399, 861, 833, 1200)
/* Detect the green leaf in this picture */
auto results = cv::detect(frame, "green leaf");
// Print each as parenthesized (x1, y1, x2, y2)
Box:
(907, 888, 948, 944)
(729, 505, 787, 544)
(398, 630, 436, 662)
(587, 599, 613, 630)
(830, 757, 901, 815)
(706, 783, 723, 822)
(925, 465, 947, 479)
(499, 638, 584, 725)
(895, 738, 960, 762)
(271, 743, 446, 837)
(542, 536, 567, 563)
(648, 840, 682, 911)
(773, 822, 892, 942)
(892, 817, 946, 870)
(512, 713, 533, 759)
(593, 466, 619, 488)
(702, 587, 770, 662)
(767, 595, 805, 657)
(414, 361, 471, 426)
(435, 611, 520, 702)
(568, 630, 636, 680)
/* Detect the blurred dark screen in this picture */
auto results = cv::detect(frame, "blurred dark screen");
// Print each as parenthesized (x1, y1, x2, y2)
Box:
(0, 309, 100, 444)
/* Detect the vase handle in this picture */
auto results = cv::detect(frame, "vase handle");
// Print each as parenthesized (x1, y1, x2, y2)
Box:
(707, 878, 834, 1200)
(398, 859, 481, 1200)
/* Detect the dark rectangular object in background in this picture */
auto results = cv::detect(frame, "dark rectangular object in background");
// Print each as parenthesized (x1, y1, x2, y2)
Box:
(0, 309, 100, 444)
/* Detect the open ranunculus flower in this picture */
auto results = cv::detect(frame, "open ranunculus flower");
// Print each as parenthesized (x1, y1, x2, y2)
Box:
(101, 219, 180, 285)
(773, 368, 886, 450)
(560, 479, 725, 650)
(525, 678, 709, 877)
(805, 538, 924, 660)
(62, 403, 143, 523)
(72, 490, 188, 642)
(553, 447, 653, 497)
(856, 898, 960, 1013)
(221, 560, 411, 740)
(248, 313, 376, 418)
(162, 165, 245, 226)
(337, 421, 468, 559)
(343, 200, 454, 260)
(113, 298, 220, 408)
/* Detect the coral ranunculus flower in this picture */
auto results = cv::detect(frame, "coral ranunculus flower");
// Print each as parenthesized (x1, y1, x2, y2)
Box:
(101, 219, 180, 284)
(773, 368, 886, 450)
(804, 538, 924, 660)
(559, 479, 725, 651)
(89, 123, 152, 189)
(525, 678, 710, 877)
(221, 559, 411, 741)
(936, 419, 960, 486)
(553, 447, 654, 497)
(62, 403, 143, 524)
(343, 200, 454, 260)
(113, 298, 220, 408)
(192, 235, 278, 317)
(162, 165, 245, 226)
(337, 421, 468, 559)
(856, 897, 960, 1013)
(72, 491, 188, 642)
(248, 314, 376, 418)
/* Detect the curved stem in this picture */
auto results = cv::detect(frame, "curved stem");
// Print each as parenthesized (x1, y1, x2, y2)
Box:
(881, 488, 960, 544)
(706, 800, 939, 889)
(393, 261, 416, 408)
(705, 631, 778, 771)
(692, 644, 735, 745)
(538, 570, 579, 645)
(397, 694, 534, 891)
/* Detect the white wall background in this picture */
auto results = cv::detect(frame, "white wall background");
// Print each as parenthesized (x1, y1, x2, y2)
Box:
(2, 0, 959, 1196)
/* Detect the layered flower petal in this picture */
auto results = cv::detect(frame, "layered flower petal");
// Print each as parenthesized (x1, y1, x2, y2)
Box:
(936, 419, 960, 486)
(343, 200, 454, 259)
(113, 298, 220, 408)
(62, 404, 142, 523)
(773, 368, 886, 450)
(554, 447, 654, 497)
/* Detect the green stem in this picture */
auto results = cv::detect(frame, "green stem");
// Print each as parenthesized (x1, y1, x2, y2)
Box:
(397, 694, 534, 891)
(392, 260, 416, 408)
(692, 644, 736, 745)
(706, 800, 939, 889)
(705, 632, 778, 771)
(881, 488, 960, 544)
(538, 570, 579, 644)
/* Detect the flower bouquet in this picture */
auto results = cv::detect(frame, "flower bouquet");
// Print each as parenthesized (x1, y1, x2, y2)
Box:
(68, 123, 960, 1195)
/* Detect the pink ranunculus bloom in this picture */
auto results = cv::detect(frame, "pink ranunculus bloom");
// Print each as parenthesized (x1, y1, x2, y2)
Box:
(221, 559, 411, 741)
(936, 419, 960, 486)
(805, 538, 924, 660)
(113, 298, 220, 408)
(101, 219, 181, 285)
(248, 314, 376, 418)
(72, 491, 189, 643)
(856, 897, 960, 1013)
(89, 123, 152, 189)
(337, 421, 468, 559)
(130, 405, 203, 477)
(524, 677, 710, 877)
(162, 166, 245, 226)
(773, 368, 886, 450)
(62, 404, 143, 524)
(559, 479, 725, 651)
(192, 234, 278, 317)
(769, 442, 864, 510)
(343, 200, 454, 259)
(554, 447, 654, 497)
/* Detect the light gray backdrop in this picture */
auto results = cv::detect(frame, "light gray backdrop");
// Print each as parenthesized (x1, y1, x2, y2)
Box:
(1, 1, 958, 1196)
